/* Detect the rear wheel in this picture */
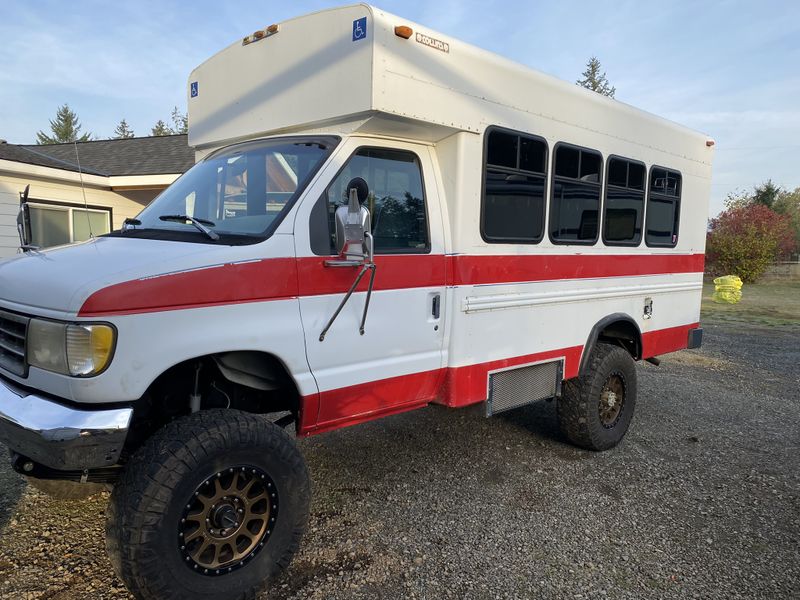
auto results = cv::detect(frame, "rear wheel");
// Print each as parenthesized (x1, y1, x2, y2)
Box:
(106, 409, 310, 600)
(557, 342, 637, 450)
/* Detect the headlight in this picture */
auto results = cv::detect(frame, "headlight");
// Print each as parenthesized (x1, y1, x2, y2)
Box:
(27, 319, 68, 374)
(27, 320, 115, 377)
(66, 324, 116, 376)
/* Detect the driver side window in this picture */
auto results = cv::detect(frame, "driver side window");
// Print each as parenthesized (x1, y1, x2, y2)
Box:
(310, 147, 430, 255)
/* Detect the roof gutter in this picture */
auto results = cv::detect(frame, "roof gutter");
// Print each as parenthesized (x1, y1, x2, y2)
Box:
(0, 159, 181, 191)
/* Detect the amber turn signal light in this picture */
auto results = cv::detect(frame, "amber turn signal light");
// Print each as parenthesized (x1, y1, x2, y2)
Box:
(394, 25, 413, 39)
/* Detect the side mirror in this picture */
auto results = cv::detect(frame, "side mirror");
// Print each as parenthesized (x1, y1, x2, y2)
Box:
(333, 177, 372, 262)
(319, 177, 379, 341)
(16, 184, 35, 251)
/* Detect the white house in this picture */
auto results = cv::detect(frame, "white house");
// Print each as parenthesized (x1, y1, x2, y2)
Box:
(0, 135, 193, 258)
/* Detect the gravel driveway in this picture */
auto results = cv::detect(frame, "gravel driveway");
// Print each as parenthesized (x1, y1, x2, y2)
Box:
(0, 318, 798, 599)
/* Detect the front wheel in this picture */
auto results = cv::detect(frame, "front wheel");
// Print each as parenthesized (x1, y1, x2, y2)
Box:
(557, 342, 637, 450)
(106, 410, 310, 600)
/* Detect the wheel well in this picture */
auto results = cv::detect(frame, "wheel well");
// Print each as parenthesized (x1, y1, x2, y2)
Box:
(580, 314, 642, 376)
(125, 351, 300, 456)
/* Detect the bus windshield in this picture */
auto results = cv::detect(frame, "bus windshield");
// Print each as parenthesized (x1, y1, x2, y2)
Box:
(130, 136, 338, 243)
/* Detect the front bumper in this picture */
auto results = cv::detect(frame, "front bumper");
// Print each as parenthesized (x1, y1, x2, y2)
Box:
(0, 376, 132, 470)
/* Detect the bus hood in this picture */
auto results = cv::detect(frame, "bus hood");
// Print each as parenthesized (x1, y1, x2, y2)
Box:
(0, 237, 227, 315)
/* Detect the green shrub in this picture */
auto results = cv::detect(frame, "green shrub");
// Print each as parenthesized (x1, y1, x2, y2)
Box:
(706, 204, 796, 283)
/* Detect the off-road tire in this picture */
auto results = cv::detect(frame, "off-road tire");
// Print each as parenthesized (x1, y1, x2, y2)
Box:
(105, 409, 310, 600)
(27, 478, 108, 500)
(558, 342, 637, 450)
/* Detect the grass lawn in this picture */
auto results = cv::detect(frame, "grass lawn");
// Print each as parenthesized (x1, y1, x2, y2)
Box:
(701, 280, 800, 326)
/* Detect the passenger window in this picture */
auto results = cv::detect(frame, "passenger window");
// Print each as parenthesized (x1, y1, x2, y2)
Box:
(482, 128, 548, 244)
(550, 144, 602, 244)
(603, 157, 645, 246)
(645, 166, 682, 247)
(311, 148, 429, 255)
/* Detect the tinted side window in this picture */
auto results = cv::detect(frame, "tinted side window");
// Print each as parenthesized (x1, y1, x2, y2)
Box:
(311, 148, 429, 255)
(603, 157, 645, 246)
(645, 167, 682, 247)
(550, 144, 602, 244)
(482, 128, 548, 243)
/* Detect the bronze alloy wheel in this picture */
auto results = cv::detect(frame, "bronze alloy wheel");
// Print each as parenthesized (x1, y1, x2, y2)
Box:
(598, 372, 626, 429)
(179, 466, 278, 576)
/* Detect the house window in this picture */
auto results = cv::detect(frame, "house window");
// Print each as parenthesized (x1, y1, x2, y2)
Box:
(28, 202, 111, 249)
(603, 157, 646, 246)
(549, 144, 602, 244)
(645, 167, 682, 247)
(481, 127, 548, 244)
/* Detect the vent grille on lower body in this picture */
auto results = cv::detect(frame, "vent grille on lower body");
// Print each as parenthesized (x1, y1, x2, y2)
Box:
(487, 360, 562, 416)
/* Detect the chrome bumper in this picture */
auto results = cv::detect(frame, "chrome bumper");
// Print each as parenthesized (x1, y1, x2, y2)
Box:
(0, 376, 132, 470)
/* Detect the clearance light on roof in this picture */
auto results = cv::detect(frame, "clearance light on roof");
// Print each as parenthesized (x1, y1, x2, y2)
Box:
(706, 139, 715, 147)
(394, 25, 413, 39)
(243, 24, 280, 45)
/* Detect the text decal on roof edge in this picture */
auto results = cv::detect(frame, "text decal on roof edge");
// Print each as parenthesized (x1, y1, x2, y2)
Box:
(415, 32, 449, 53)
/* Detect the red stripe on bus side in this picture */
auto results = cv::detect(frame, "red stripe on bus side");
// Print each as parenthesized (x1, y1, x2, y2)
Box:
(295, 255, 447, 296)
(641, 322, 699, 358)
(299, 368, 445, 436)
(79, 253, 704, 316)
(447, 253, 706, 286)
(79, 258, 299, 317)
(298, 322, 701, 436)
(438, 345, 585, 408)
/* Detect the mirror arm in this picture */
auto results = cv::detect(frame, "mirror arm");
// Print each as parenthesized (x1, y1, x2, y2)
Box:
(319, 261, 374, 342)
(358, 264, 377, 336)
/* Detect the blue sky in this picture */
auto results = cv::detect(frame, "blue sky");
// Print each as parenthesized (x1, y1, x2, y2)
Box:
(1, 0, 798, 215)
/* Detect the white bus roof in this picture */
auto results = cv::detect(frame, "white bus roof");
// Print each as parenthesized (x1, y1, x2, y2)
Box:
(188, 4, 710, 165)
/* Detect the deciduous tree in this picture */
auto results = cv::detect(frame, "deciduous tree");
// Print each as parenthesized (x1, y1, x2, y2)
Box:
(773, 187, 800, 252)
(706, 203, 796, 282)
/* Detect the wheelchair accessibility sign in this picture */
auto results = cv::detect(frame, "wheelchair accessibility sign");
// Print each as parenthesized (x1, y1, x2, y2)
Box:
(352, 17, 367, 41)
(190, 81, 198, 98)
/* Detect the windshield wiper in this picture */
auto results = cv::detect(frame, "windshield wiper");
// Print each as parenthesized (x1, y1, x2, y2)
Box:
(121, 218, 141, 233)
(158, 214, 219, 240)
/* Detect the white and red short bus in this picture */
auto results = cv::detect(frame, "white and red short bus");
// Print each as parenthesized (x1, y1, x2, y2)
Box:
(0, 5, 712, 599)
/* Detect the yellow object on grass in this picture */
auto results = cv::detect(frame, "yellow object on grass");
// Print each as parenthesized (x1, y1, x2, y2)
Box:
(712, 275, 743, 304)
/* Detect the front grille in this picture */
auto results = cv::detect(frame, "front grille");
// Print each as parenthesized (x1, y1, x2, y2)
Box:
(0, 310, 29, 377)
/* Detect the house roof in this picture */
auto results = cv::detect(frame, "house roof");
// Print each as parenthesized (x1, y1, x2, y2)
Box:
(0, 143, 106, 176)
(0, 134, 194, 177)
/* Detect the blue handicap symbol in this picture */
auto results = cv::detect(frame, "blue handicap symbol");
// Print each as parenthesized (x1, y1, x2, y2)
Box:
(352, 17, 367, 41)
(190, 81, 198, 98)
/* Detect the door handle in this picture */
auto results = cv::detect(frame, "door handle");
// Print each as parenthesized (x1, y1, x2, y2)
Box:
(431, 294, 441, 319)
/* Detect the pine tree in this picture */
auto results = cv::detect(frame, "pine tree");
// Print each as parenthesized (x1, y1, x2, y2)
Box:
(753, 179, 781, 209)
(112, 118, 134, 139)
(36, 104, 92, 144)
(576, 57, 616, 98)
(170, 106, 188, 135)
(151, 120, 171, 136)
